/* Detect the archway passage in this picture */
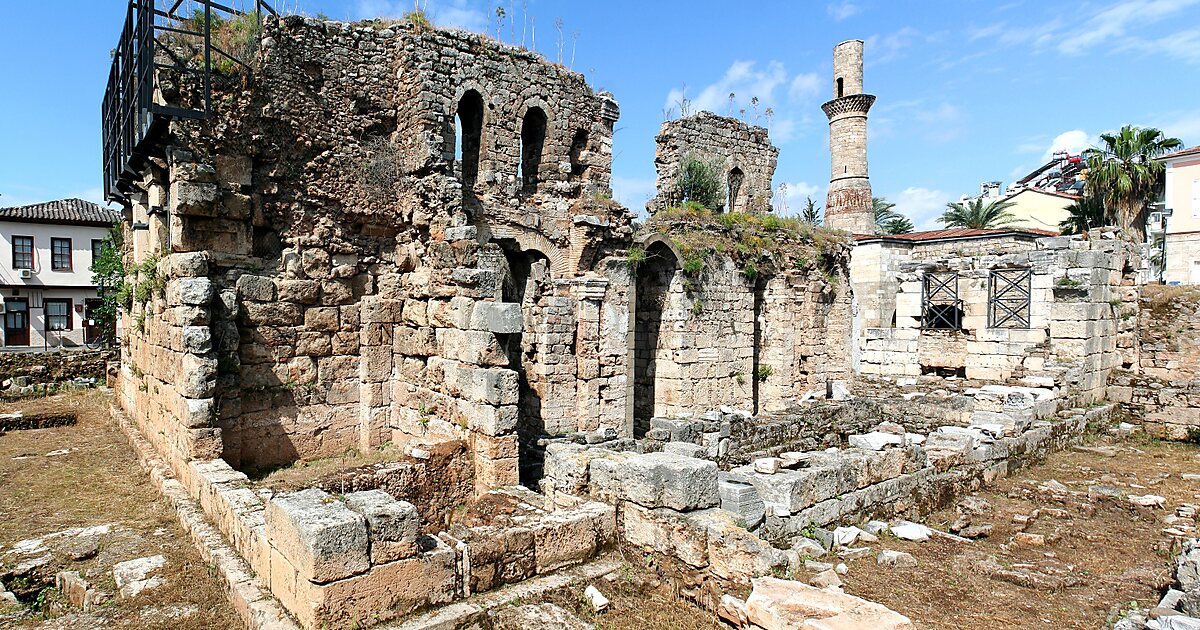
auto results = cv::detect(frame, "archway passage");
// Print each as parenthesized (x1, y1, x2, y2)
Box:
(633, 241, 679, 437)
(497, 243, 553, 488)
(456, 90, 484, 190)
(520, 107, 548, 193)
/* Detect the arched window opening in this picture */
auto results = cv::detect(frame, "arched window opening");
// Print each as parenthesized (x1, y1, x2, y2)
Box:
(727, 167, 745, 214)
(569, 128, 589, 182)
(837, 77, 844, 98)
(456, 90, 484, 189)
(520, 107, 548, 193)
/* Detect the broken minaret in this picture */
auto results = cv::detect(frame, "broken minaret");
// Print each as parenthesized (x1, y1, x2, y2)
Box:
(822, 39, 876, 234)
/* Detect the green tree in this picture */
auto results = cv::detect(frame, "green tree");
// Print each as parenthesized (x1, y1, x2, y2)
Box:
(872, 197, 901, 233)
(1058, 195, 1107, 236)
(675, 153, 726, 211)
(938, 198, 1017, 229)
(881, 216, 915, 234)
(800, 196, 822, 224)
(90, 222, 126, 347)
(1083, 124, 1182, 242)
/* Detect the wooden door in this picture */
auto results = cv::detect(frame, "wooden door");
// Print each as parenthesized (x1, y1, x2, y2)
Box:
(4, 299, 29, 346)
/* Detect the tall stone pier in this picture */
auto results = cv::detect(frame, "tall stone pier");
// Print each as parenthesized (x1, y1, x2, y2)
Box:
(822, 39, 876, 234)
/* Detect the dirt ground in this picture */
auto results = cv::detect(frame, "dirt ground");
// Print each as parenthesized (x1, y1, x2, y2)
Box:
(541, 557, 727, 630)
(841, 434, 1199, 629)
(0, 391, 242, 630)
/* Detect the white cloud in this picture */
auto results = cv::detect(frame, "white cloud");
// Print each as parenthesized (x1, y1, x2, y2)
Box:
(826, 1, 862, 21)
(1057, 0, 1200, 55)
(663, 61, 821, 145)
(866, 27, 920, 64)
(788, 73, 821, 102)
(887, 186, 954, 230)
(773, 181, 823, 217)
(354, 0, 488, 32)
(1042, 129, 1094, 161)
(969, 0, 1200, 64)
(664, 60, 788, 117)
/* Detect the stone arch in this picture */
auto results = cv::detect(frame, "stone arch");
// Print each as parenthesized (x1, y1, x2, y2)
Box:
(633, 238, 681, 436)
(485, 225, 570, 277)
(728, 166, 745, 213)
(519, 107, 548, 193)
(455, 89, 485, 190)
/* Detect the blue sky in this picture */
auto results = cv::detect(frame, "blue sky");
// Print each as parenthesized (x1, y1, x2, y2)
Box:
(1, 0, 1197, 229)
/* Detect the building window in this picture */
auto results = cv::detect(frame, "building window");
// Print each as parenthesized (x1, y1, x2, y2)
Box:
(921, 272, 963, 330)
(988, 268, 1032, 329)
(92, 239, 105, 270)
(12, 236, 33, 270)
(727, 167, 745, 213)
(45, 299, 72, 331)
(51, 238, 72, 271)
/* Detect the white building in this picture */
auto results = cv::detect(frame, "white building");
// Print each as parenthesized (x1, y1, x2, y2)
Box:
(0, 199, 122, 349)
(1159, 146, 1200, 285)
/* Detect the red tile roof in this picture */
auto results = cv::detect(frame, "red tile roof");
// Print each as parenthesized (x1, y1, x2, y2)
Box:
(1161, 146, 1200, 161)
(0, 198, 121, 227)
(853, 227, 1058, 242)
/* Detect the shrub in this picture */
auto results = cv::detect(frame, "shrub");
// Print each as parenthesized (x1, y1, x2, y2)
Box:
(676, 153, 726, 211)
(756, 365, 773, 381)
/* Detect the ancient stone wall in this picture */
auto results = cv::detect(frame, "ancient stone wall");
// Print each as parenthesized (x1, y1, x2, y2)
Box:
(647, 112, 779, 214)
(116, 17, 636, 493)
(850, 233, 1139, 403)
(1109, 284, 1200, 439)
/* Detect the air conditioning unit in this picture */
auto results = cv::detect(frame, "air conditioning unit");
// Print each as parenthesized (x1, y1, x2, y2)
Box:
(18, 269, 32, 280)
(1148, 212, 1167, 234)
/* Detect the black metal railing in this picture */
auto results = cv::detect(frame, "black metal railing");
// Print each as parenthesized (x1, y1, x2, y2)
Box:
(102, 0, 277, 204)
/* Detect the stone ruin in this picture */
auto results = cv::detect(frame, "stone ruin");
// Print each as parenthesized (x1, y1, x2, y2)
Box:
(100, 12, 1200, 630)
(647, 111, 779, 215)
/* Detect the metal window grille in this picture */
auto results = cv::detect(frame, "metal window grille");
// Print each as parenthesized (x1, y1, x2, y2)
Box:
(988, 268, 1032, 329)
(921, 272, 962, 330)
(103, 0, 277, 204)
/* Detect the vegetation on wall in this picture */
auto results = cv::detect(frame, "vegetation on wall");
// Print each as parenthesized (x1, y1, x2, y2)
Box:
(90, 222, 126, 345)
(640, 204, 849, 286)
(675, 153, 727, 211)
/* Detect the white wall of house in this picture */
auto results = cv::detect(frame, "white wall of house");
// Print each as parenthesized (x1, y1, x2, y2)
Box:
(0, 221, 111, 349)
(1164, 155, 1200, 285)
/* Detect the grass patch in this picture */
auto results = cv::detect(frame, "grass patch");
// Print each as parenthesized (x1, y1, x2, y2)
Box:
(641, 204, 849, 281)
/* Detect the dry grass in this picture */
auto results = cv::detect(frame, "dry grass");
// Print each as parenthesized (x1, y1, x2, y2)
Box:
(841, 436, 1200, 629)
(0, 391, 241, 630)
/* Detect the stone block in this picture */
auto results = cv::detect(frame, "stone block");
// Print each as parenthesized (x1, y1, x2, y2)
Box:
(663, 441, 708, 459)
(592, 452, 718, 511)
(176, 277, 214, 306)
(343, 490, 420, 564)
(848, 432, 903, 451)
(265, 488, 369, 583)
(236, 274, 276, 302)
(471, 302, 524, 334)
(745, 577, 913, 629)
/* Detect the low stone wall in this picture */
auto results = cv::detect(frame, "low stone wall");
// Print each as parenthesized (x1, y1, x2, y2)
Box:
(0, 349, 114, 398)
(1110, 371, 1200, 440)
(538, 385, 1110, 609)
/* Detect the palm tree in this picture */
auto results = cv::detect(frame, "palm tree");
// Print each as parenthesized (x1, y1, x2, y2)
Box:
(938, 198, 1017, 229)
(881, 216, 915, 234)
(801, 196, 822, 225)
(872, 197, 902, 233)
(1058, 195, 1107, 236)
(1083, 125, 1182, 242)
